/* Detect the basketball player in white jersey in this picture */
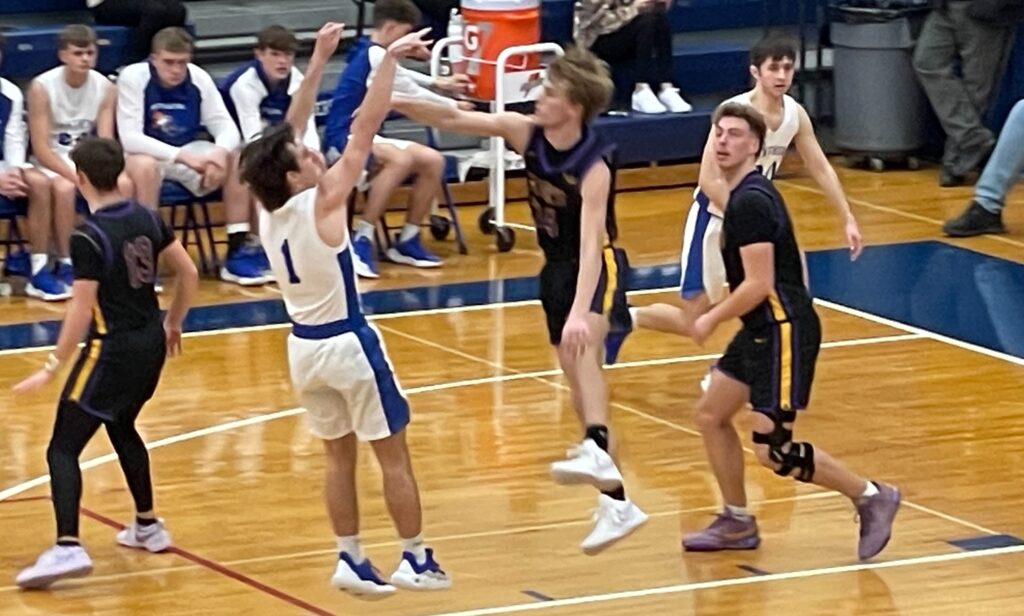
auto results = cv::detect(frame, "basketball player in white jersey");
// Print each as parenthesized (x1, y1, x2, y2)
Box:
(25, 25, 118, 301)
(608, 34, 864, 362)
(240, 23, 450, 596)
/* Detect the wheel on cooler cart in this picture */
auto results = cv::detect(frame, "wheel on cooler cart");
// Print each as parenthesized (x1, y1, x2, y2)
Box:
(907, 156, 921, 171)
(478, 208, 495, 235)
(429, 215, 451, 241)
(495, 226, 515, 252)
(869, 157, 886, 172)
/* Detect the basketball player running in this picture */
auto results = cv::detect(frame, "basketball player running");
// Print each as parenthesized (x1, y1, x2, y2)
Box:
(394, 48, 647, 554)
(607, 34, 864, 362)
(239, 24, 450, 595)
(681, 102, 898, 557)
(13, 137, 198, 588)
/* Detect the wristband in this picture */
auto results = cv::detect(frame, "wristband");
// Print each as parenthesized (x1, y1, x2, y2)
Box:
(44, 353, 62, 373)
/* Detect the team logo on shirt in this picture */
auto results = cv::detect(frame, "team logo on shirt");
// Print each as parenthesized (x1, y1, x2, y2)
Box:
(150, 109, 188, 139)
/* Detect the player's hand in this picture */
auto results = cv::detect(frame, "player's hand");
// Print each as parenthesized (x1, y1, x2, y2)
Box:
(561, 314, 591, 356)
(692, 314, 715, 346)
(312, 22, 345, 62)
(0, 170, 28, 198)
(176, 150, 207, 172)
(387, 28, 432, 60)
(12, 369, 55, 394)
(456, 100, 475, 111)
(165, 321, 183, 357)
(845, 215, 863, 261)
(202, 162, 226, 190)
(434, 74, 472, 95)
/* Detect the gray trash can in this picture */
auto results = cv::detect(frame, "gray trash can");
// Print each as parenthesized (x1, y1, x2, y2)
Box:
(831, 5, 929, 170)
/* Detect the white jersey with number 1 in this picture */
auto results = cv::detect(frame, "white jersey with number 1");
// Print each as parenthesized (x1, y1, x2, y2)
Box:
(679, 91, 801, 304)
(259, 187, 410, 444)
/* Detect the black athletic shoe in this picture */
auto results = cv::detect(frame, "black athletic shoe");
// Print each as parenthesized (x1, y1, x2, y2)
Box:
(943, 201, 1006, 237)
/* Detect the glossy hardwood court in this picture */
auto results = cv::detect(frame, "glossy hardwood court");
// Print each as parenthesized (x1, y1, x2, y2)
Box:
(1, 160, 1024, 615)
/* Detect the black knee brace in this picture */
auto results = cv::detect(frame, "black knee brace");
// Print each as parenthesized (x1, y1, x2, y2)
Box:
(752, 410, 815, 483)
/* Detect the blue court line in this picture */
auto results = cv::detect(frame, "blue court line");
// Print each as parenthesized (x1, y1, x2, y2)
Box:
(2, 241, 1023, 359)
(949, 535, 1024, 551)
(521, 590, 555, 602)
(736, 564, 771, 576)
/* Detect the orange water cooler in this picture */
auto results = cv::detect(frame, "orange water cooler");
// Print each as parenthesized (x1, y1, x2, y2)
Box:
(460, 0, 541, 100)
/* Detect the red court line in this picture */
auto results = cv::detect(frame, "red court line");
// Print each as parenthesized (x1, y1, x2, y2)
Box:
(80, 507, 337, 616)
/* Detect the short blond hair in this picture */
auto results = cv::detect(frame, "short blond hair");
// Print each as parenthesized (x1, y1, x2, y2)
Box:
(152, 27, 193, 54)
(547, 46, 613, 123)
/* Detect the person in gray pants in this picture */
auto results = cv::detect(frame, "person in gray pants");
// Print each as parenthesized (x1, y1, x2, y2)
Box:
(943, 97, 1024, 236)
(912, 0, 1022, 187)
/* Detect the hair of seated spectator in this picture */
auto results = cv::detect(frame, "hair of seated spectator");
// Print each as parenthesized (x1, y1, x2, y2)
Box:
(750, 33, 797, 68)
(373, 0, 422, 28)
(152, 27, 194, 55)
(257, 25, 299, 54)
(59, 24, 97, 51)
(548, 47, 613, 124)
(713, 102, 767, 155)
(71, 137, 126, 192)
(239, 124, 300, 212)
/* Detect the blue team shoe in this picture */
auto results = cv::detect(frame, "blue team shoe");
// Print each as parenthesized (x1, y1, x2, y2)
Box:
(26, 269, 71, 302)
(604, 308, 634, 365)
(331, 552, 396, 598)
(389, 548, 451, 591)
(386, 234, 442, 269)
(54, 261, 74, 288)
(3, 249, 31, 278)
(352, 235, 380, 279)
(220, 248, 271, 286)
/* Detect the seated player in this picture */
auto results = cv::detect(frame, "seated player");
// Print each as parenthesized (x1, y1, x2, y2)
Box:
(117, 27, 271, 285)
(26, 26, 119, 300)
(323, 0, 469, 278)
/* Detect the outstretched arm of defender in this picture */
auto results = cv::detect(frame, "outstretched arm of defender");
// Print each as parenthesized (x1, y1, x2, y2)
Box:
(792, 105, 863, 260)
(391, 97, 534, 154)
(697, 130, 729, 210)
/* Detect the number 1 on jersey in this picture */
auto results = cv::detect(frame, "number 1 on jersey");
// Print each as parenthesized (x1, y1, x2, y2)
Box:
(281, 240, 301, 284)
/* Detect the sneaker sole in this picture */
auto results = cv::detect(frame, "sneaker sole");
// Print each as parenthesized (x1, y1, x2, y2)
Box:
(385, 249, 442, 268)
(682, 536, 761, 552)
(17, 563, 93, 589)
(390, 572, 452, 591)
(943, 226, 1007, 238)
(25, 285, 71, 302)
(550, 466, 623, 492)
(219, 269, 271, 287)
(117, 536, 172, 553)
(331, 578, 397, 599)
(581, 511, 649, 556)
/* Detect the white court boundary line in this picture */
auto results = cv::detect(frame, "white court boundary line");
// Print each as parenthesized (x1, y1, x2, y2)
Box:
(428, 545, 1024, 616)
(0, 332, 920, 503)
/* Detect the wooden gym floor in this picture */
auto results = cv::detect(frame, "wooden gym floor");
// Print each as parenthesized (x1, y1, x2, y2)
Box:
(1, 160, 1023, 615)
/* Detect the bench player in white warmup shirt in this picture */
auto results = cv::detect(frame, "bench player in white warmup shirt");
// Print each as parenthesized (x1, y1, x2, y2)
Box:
(240, 24, 450, 597)
(608, 34, 864, 363)
(25, 25, 118, 300)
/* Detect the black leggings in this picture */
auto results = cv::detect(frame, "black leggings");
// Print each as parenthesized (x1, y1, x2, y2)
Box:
(91, 0, 188, 63)
(46, 401, 153, 538)
(590, 7, 674, 91)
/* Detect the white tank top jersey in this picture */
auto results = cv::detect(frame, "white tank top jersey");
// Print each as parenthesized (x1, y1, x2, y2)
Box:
(259, 188, 363, 326)
(34, 67, 109, 158)
(724, 90, 800, 180)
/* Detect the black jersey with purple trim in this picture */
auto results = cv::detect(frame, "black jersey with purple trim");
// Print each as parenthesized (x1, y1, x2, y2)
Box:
(523, 124, 617, 262)
(70, 201, 174, 337)
(721, 170, 814, 329)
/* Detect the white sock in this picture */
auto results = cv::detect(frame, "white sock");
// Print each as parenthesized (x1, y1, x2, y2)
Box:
(861, 481, 879, 500)
(59, 256, 71, 266)
(399, 223, 420, 243)
(401, 533, 427, 564)
(225, 223, 250, 236)
(30, 253, 48, 276)
(628, 306, 639, 326)
(635, 82, 652, 93)
(336, 535, 364, 562)
(726, 504, 751, 520)
(355, 220, 376, 241)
